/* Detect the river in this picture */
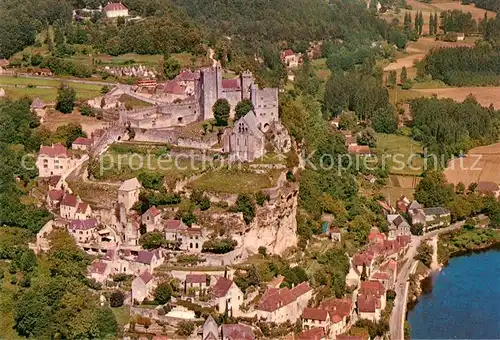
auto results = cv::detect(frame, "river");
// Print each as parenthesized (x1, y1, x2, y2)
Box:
(408, 248, 500, 339)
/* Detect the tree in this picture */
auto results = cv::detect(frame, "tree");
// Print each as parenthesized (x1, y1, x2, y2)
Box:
(234, 194, 255, 224)
(455, 182, 465, 194)
(139, 231, 165, 249)
(234, 99, 254, 121)
(357, 128, 377, 147)
(163, 55, 181, 79)
(400, 66, 408, 84)
(109, 291, 124, 307)
(372, 106, 398, 134)
(154, 282, 173, 304)
(415, 171, 455, 208)
(56, 85, 76, 114)
(176, 320, 195, 336)
(410, 224, 424, 236)
(213, 99, 230, 126)
(387, 70, 397, 88)
(414, 242, 433, 267)
(100, 86, 110, 94)
(338, 112, 358, 131)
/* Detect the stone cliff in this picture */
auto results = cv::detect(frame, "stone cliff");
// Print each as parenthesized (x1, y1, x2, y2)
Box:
(199, 179, 299, 255)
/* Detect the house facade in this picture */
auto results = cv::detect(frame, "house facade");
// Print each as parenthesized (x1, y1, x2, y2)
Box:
(103, 2, 129, 18)
(118, 178, 141, 212)
(68, 218, 99, 244)
(132, 271, 156, 304)
(72, 137, 93, 151)
(164, 220, 204, 252)
(211, 277, 244, 317)
(36, 144, 72, 178)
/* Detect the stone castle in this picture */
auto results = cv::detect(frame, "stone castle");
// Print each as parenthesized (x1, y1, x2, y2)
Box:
(118, 61, 279, 132)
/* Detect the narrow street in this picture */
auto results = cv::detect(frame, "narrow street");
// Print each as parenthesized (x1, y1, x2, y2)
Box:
(389, 221, 466, 339)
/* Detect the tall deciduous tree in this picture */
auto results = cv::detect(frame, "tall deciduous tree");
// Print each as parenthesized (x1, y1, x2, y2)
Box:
(234, 99, 254, 121)
(212, 99, 230, 126)
(56, 85, 76, 114)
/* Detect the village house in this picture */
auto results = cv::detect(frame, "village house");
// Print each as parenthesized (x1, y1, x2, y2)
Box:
(89, 260, 111, 283)
(386, 214, 411, 239)
(408, 204, 451, 231)
(30, 97, 47, 121)
(202, 316, 255, 340)
(142, 206, 162, 231)
(72, 137, 93, 152)
(396, 196, 411, 213)
(475, 181, 500, 198)
(203, 316, 219, 340)
(301, 298, 355, 338)
(47, 189, 64, 209)
(256, 282, 313, 323)
(103, 1, 129, 18)
(330, 227, 342, 242)
(133, 249, 164, 274)
(164, 219, 204, 252)
(118, 177, 142, 212)
(377, 200, 395, 216)
(60, 194, 92, 220)
(161, 80, 188, 103)
(175, 69, 199, 95)
(211, 277, 244, 317)
(223, 111, 265, 162)
(68, 218, 99, 244)
(347, 144, 371, 155)
(132, 271, 156, 304)
(357, 280, 386, 322)
(184, 273, 209, 296)
(36, 144, 72, 178)
(280, 49, 301, 68)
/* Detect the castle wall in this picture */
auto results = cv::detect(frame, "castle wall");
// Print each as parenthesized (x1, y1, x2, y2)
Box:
(252, 88, 279, 128)
(222, 90, 242, 118)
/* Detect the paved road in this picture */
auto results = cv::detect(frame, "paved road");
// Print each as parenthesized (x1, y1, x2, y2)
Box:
(389, 221, 466, 340)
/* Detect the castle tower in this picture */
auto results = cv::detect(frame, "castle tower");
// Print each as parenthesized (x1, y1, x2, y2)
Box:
(199, 61, 223, 120)
(240, 70, 254, 100)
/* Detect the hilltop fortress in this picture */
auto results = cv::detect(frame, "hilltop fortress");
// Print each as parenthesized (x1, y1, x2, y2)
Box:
(111, 61, 279, 133)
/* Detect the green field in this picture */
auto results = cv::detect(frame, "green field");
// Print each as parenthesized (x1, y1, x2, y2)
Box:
(388, 88, 427, 104)
(376, 133, 423, 175)
(189, 168, 282, 194)
(311, 58, 331, 81)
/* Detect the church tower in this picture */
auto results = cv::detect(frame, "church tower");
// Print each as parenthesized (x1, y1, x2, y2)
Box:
(240, 70, 254, 100)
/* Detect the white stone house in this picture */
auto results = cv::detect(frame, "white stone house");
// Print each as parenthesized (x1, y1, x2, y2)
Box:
(36, 144, 72, 178)
(132, 271, 156, 304)
(60, 194, 92, 220)
(280, 49, 300, 68)
(132, 249, 164, 274)
(142, 206, 162, 232)
(118, 178, 142, 212)
(89, 261, 111, 283)
(164, 220, 204, 252)
(256, 282, 313, 323)
(184, 273, 209, 296)
(68, 218, 99, 244)
(357, 280, 386, 322)
(72, 137, 93, 152)
(47, 190, 64, 209)
(409, 206, 451, 231)
(30, 97, 47, 122)
(386, 214, 411, 239)
(103, 2, 129, 18)
(211, 277, 244, 317)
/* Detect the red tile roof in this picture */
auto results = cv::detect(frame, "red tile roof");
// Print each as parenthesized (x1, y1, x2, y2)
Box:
(302, 307, 328, 321)
(221, 324, 254, 340)
(69, 218, 98, 230)
(48, 190, 64, 201)
(186, 274, 206, 284)
(175, 69, 200, 82)
(139, 270, 154, 284)
(357, 294, 380, 313)
(163, 80, 185, 95)
(319, 298, 352, 319)
(73, 137, 92, 146)
(48, 175, 61, 186)
(281, 49, 296, 58)
(368, 231, 385, 243)
(61, 194, 78, 207)
(165, 219, 186, 232)
(476, 181, 500, 193)
(336, 335, 365, 340)
(136, 250, 160, 264)
(298, 327, 325, 340)
(353, 252, 373, 267)
(348, 145, 371, 155)
(377, 200, 393, 212)
(360, 280, 385, 298)
(372, 271, 389, 280)
(222, 78, 240, 90)
(258, 282, 311, 312)
(90, 261, 107, 274)
(145, 206, 160, 217)
(291, 281, 312, 298)
(39, 144, 68, 158)
(76, 202, 89, 214)
(212, 277, 234, 298)
(103, 2, 128, 12)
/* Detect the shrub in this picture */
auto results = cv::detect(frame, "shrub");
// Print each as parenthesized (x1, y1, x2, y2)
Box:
(176, 320, 195, 336)
(202, 238, 237, 254)
(110, 291, 125, 307)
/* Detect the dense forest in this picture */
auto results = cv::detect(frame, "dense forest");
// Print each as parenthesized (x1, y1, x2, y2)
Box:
(464, 0, 500, 12)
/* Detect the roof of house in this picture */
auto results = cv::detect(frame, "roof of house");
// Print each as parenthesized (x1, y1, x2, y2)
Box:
(392, 215, 407, 228)
(136, 250, 159, 264)
(39, 144, 69, 158)
(48, 190, 64, 201)
(212, 277, 234, 298)
(221, 324, 254, 340)
(347, 145, 371, 155)
(319, 298, 352, 318)
(69, 218, 98, 230)
(144, 206, 160, 218)
(476, 181, 500, 193)
(408, 200, 422, 211)
(302, 307, 328, 321)
(281, 49, 296, 58)
(372, 271, 389, 280)
(381, 259, 397, 272)
(90, 261, 107, 274)
(357, 294, 380, 313)
(368, 231, 385, 243)
(165, 219, 187, 232)
(103, 2, 128, 11)
(31, 97, 47, 109)
(222, 78, 240, 90)
(76, 202, 89, 213)
(48, 175, 61, 186)
(422, 207, 450, 216)
(138, 270, 154, 284)
(336, 335, 365, 340)
(258, 282, 311, 312)
(61, 194, 78, 207)
(163, 80, 185, 95)
(297, 327, 325, 340)
(119, 178, 141, 192)
(186, 273, 207, 284)
(377, 200, 392, 212)
(175, 69, 200, 82)
(103, 248, 116, 261)
(203, 315, 218, 340)
(360, 280, 385, 297)
(73, 137, 92, 146)
(352, 252, 373, 267)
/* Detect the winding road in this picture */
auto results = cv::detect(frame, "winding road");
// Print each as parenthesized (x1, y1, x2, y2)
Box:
(389, 221, 466, 340)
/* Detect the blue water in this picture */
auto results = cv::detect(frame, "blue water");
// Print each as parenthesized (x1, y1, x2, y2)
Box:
(408, 249, 500, 339)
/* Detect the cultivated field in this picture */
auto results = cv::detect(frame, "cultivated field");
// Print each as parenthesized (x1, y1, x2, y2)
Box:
(444, 143, 500, 187)
(413, 87, 500, 109)
(43, 110, 108, 136)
